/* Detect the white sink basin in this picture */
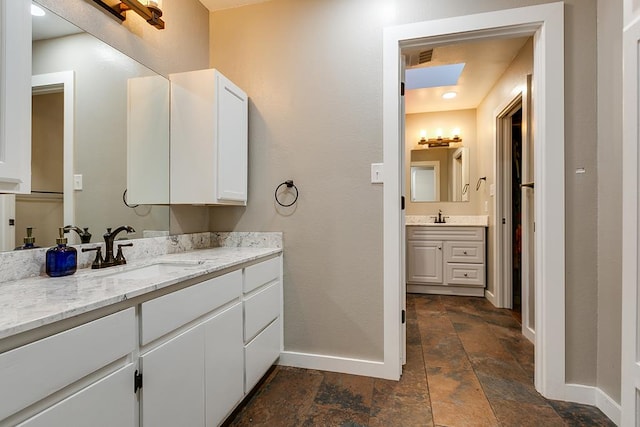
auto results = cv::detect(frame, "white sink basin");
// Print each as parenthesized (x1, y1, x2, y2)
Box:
(103, 262, 200, 280)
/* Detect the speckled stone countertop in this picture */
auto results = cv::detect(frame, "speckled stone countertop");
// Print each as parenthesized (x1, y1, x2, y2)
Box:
(0, 246, 281, 341)
(405, 215, 489, 226)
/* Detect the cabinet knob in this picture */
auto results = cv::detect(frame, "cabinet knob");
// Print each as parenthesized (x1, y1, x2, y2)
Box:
(463, 251, 468, 255)
(438, 247, 442, 250)
(464, 273, 468, 277)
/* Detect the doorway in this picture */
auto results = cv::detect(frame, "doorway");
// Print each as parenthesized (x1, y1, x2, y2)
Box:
(383, 3, 566, 398)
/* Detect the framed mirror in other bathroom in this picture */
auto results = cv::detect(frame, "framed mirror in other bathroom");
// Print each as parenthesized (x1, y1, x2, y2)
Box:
(410, 147, 469, 202)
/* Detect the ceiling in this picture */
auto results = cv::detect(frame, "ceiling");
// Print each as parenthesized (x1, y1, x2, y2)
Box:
(403, 36, 530, 114)
(198, 0, 271, 12)
(32, 6, 83, 41)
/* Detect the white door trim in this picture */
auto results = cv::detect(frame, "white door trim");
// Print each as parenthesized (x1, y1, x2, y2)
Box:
(495, 95, 523, 310)
(32, 71, 75, 241)
(621, 8, 640, 426)
(383, 2, 565, 398)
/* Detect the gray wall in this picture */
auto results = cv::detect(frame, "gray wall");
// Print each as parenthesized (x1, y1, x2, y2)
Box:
(597, 0, 622, 403)
(208, 0, 612, 392)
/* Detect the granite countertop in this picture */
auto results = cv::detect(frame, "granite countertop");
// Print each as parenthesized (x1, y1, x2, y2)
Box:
(0, 247, 281, 341)
(405, 215, 489, 227)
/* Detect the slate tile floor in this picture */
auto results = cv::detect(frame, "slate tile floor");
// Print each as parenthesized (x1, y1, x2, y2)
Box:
(226, 294, 615, 426)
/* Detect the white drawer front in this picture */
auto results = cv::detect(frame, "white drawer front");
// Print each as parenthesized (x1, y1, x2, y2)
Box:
(141, 270, 242, 345)
(407, 226, 484, 241)
(0, 308, 135, 421)
(444, 241, 484, 263)
(244, 318, 280, 393)
(244, 281, 280, 343)
(17, 364, 135, 427)
(244, 257, 280, 293)
(445, 263, 485, 287)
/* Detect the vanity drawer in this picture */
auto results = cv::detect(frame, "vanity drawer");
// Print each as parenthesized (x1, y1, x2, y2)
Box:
(244, 257, 280, 293)
(0, 308, 135, 421)
(407, 226, 484, 241)
(141, 270, 241, 345)
(244, 281, 280, 342)
(444, 241, 484, 263)
(244, 317, 280, 393)
(445, 263, 485, 287)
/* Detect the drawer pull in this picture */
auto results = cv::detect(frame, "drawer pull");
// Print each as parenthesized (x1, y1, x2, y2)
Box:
(438, 247, 442, 250)
(463, 251, 468, 255)
(464, 273, 468, 277)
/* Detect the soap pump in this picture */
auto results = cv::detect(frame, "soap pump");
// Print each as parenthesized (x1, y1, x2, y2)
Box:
(15, 227, 40, 250)
(46, 227, 77, 277)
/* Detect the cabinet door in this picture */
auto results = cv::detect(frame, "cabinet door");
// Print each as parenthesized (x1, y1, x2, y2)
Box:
(140, 325, 205, 427)
(215, 72, 248, 203)
(0, 0, 31, 193)
(407, 240, 443, 284)
(17, 364, 135, 427)
(204, 303, 244, 427)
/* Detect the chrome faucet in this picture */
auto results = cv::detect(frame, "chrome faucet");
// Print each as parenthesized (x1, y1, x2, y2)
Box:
(103, 226, 135, 267)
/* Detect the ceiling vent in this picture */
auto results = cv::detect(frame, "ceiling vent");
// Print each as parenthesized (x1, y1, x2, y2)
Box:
(407, 49, 433, 67)
(418, 49, 433, 64)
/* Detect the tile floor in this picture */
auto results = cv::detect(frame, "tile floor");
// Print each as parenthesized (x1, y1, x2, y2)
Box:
(225, 294, 615, 426)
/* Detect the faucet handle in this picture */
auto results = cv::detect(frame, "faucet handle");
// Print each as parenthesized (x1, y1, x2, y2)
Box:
(115, 243, 134, 265)
(82, 246, 104, 269)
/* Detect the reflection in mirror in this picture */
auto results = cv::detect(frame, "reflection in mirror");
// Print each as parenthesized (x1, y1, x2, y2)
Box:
(410, 147, 469, 202)
(3, 2, 171, 251)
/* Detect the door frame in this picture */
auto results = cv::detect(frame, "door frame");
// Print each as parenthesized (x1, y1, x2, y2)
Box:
(31, 71, 75, 240)
(621, 3, 640, 424)
(495, 95, 523, 311)
(382, 3, 565, 398)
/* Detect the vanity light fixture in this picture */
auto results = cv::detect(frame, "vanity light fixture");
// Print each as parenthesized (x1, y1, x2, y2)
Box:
(417, 128, 463, 148)
(91, 0, 165, 29)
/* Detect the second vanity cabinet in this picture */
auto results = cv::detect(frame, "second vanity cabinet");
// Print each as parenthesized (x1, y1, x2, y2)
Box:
(407, 226, 486, 296)
(0, 254, 282, 427)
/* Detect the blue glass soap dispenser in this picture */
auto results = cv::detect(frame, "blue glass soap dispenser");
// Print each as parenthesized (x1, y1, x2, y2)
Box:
(46, 227, 77, 277)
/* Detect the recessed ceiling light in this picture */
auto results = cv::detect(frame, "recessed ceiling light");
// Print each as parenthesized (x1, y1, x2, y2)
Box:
(31, 4, 45, 16)
(442, 91, 457, 99)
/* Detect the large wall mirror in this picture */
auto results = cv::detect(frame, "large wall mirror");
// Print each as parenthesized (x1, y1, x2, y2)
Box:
(1, 2, 170, 251)
(410, 147, 469, 203)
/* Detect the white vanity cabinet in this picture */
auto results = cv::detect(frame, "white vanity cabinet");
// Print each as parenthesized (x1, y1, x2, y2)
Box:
(243, 257, 282, 392)
(170, 69, 248, 205)
(407, 226, 486, 296)
(0, 253, 282, 427)
(139, 270, 244, 427)
(0, 308, 136, 426)
(139, 255, 282, 426)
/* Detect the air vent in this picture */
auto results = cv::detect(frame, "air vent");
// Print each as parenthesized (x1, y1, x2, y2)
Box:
(418, 49, 433, 64)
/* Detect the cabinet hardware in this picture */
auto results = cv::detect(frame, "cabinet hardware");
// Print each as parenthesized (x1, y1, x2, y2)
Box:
(134, 370, 143, 393)
(464, 273, 468, 277)
(402, 309, 406, 324)
(463, 251, 467, 255)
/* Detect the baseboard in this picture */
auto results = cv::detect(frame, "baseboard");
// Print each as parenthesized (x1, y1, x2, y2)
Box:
(485, 289, 498, 306)
(596, 387, 622, 426)
(564, 384, 621, 425)
(522, 324, 535, 344)
(278, 351, 392, 379)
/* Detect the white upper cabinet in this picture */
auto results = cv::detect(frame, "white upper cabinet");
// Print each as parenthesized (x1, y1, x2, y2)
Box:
(127, 75, 170, 205)
(0, 0, 31, 194)
(170, 69, 248, 205)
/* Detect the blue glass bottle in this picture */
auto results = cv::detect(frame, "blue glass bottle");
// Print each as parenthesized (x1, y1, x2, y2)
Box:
(46, 228, 77, 277)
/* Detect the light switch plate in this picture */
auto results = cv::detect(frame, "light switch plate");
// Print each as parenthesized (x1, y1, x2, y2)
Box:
(73, 174, 83, 191)
(371, 163, 384, 184)
(489, 183, 495, 196)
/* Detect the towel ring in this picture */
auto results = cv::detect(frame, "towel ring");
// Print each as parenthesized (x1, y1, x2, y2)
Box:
(275, 180, 298, 207)
(122, 189, 139, 208)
